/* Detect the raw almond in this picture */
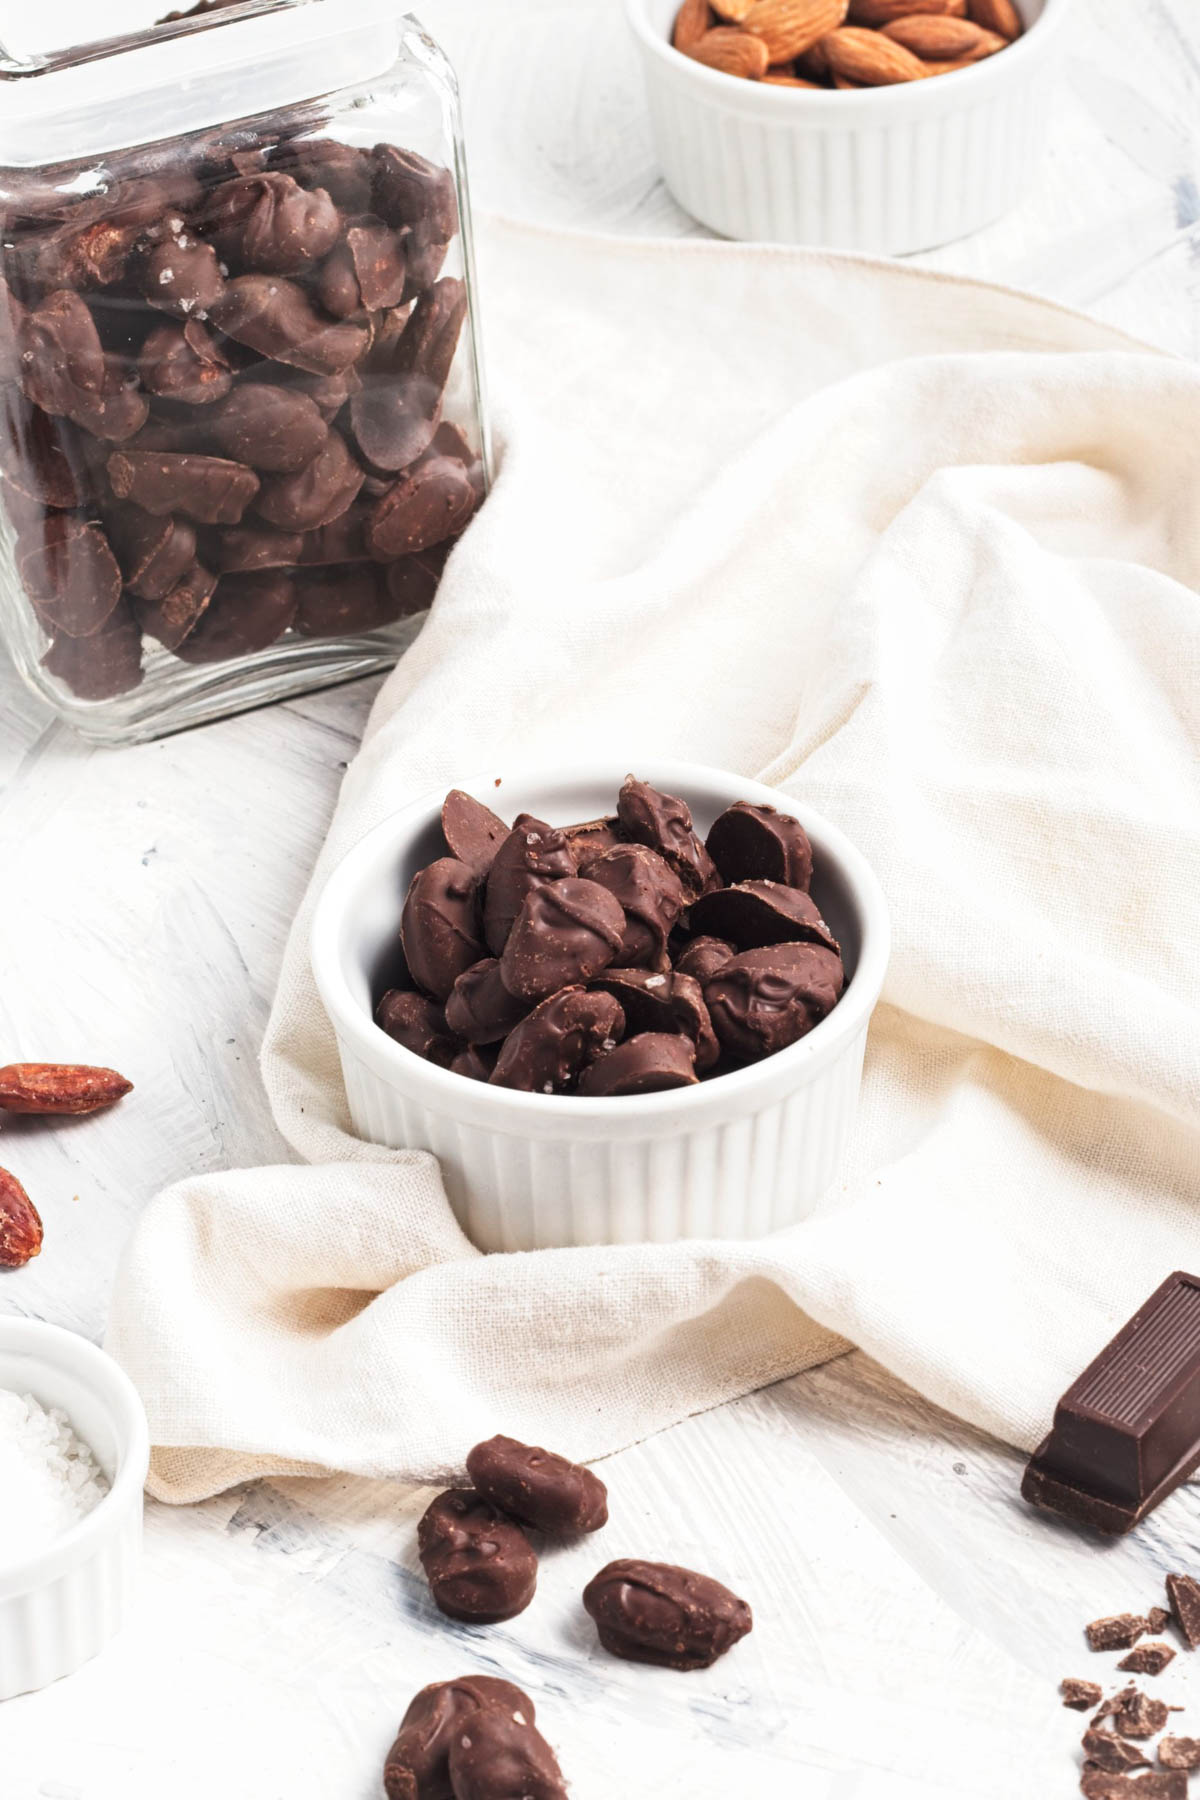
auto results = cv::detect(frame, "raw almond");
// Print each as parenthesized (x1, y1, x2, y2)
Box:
(741, 0, 849, 62)
(0, 1167, 42, 1269)
(881, 14, 1001, 55)
(967, 0, 1022, 35)
(673, 0, 715, 50)
(711, 0, 755, 18)
(687, 24, 772, 75)
(763, 69, 825, 83)
(796, 34, 835, 76)
(824, 24, 930, 81)
(0, 1062, 134, 1115)
(849, 0, 965, 20)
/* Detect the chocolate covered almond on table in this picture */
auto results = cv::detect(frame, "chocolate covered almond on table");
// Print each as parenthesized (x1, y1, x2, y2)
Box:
(0, 2, 487, 743)
(375, 776, 845, 1095)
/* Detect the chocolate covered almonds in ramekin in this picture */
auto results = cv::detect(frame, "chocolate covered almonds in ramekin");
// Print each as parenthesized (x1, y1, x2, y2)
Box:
(312, 762, 889, 1251)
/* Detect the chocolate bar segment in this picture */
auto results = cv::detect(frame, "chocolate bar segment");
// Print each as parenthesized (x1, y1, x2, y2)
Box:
(1022, 1271, 1200, 1534)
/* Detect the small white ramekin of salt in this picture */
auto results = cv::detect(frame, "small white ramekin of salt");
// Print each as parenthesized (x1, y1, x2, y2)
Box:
(0, 1318, 149, 1700)
(0, 1389, 110, 1562)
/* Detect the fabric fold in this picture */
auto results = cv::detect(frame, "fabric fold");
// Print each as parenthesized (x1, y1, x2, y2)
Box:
(105, 218, 1200, 1502)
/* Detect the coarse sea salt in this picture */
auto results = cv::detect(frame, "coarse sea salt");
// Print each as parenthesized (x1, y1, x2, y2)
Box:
(0, 1389, 108, 1565)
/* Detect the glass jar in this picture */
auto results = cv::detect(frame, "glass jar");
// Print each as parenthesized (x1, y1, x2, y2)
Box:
(0, 0, 489, 744)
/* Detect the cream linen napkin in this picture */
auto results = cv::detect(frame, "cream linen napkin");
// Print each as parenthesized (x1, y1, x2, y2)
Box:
(106, 218, 1200, 1502)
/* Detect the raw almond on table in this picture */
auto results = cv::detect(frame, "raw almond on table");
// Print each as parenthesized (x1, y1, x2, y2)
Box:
(670, 0, 1020, 84)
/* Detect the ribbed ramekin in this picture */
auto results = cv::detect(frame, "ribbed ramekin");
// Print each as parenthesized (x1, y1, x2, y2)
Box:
(0, 1318, 149, 1701)
(312, 762, 889, 1252)
(626, 0, 1073, 252)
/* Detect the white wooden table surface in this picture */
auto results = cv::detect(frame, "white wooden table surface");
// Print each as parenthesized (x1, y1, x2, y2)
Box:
(3, 1, 1200, 1793)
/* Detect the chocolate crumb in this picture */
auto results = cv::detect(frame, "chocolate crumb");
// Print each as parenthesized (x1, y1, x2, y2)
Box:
(1082, 1730, 1152, 1773)
(1159, 1739, 1200, 1771)
(1109, 1686, 1170, 1740)
(1118, 1643, 1175, 1676)
(1081, 1771, 1187, 1799)
(1087, 1615, 1151, 1653)
(1147, 1607, 1170, 1636)
(1166, 1575, 1200, 1649)
(1064, 1679, 1104, 1710)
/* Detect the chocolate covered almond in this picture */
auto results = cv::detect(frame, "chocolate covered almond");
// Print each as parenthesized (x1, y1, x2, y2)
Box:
(466, 1433, 609, 1534)
(210, 275, 370, 375)
(442, 790, 509, 878)
(445, 959, 530, 1045)
(590, 968, 718, 1071)
(482, 814, 575, 956)
(617, 776, 718, 899)
(581, 843, 687, 970)
(499, 878, 626, 1002)
(490, 989, 624, 1094)
(107, 449, 260, 524)
(417, 1489, 536, 1624)
(582, 1559, 752, 1669)
(707, 800, 814, 891)
(687, 880, 839, 954)
(401, 856, 484, 1002)
(255, 430, 363, 531)
(375, 989, 459, 1068)
(208, 384, 328, 472)
(172, 570, 297, 663)
(577, 1032, 699, 1096)
(366, 455, 476, 558)
(704, 943, 844, 1060)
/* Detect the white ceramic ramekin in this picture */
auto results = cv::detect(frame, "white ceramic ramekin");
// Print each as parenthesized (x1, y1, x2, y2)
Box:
(626, 0, 1072, 252)
(0, 1318, 149, 1700)
(312, 762, 889, 1252)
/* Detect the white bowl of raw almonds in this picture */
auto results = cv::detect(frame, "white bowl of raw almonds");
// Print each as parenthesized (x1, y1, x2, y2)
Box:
(626, 0, 1074, 251)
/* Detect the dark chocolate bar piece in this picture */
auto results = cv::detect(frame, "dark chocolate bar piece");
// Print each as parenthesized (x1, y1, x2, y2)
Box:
(1023, 1272, 1200, 1535)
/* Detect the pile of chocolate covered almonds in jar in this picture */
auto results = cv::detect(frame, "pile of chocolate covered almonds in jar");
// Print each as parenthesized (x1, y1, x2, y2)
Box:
(0, 134, 482, 702)
(376, 774, 845, 1095)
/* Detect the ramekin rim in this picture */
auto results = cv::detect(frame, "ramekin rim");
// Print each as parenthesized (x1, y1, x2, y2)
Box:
(0, 1317, 149, 1599)
(311, 760, 890, 1127)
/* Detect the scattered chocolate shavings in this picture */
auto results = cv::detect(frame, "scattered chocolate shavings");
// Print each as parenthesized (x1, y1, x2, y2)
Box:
(1158, 1738, 1200, 1771)
(1118, 1643, 1175, 1676)
(1109, 1687, 1169, 1740)
(1166, 1575, 1200, 1649)
(1082, 1729, 1152, 1773)
(1087, 1615, 1151, 1653)
(1064, 1678, 1104, 1710)
(1147, 1607, 1170, 1636)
